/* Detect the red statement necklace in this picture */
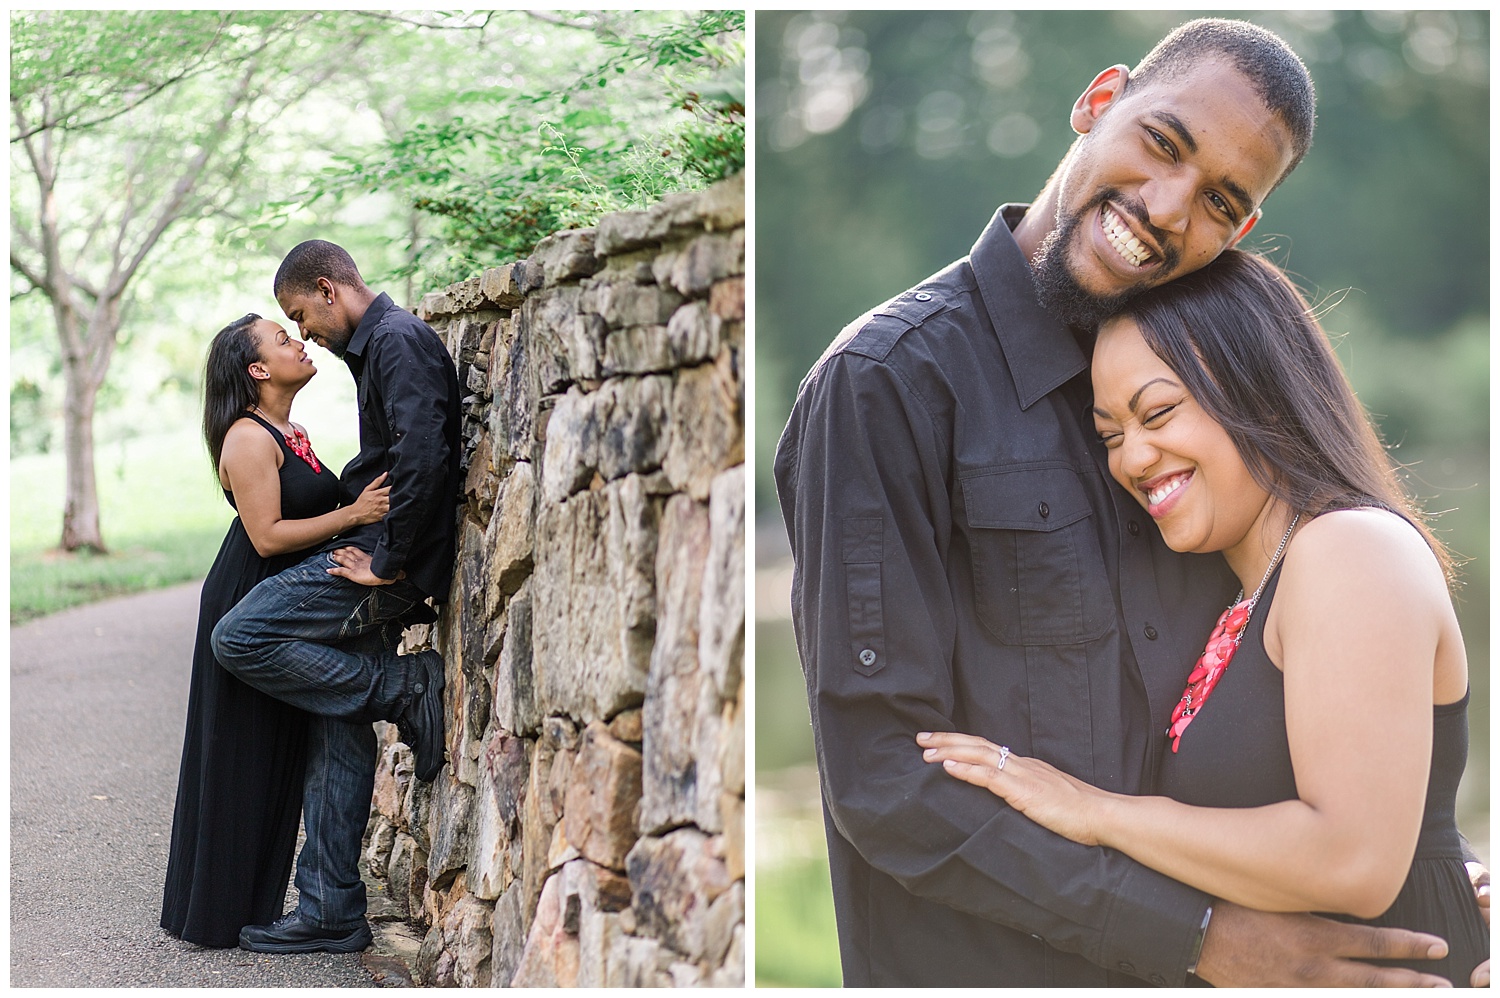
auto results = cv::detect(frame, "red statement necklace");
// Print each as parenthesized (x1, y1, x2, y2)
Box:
(1167, 514, 1300, 753)
(252, 405, 322, 473)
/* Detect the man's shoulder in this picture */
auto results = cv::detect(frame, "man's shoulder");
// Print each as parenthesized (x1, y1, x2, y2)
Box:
(826, 262, 979, 369)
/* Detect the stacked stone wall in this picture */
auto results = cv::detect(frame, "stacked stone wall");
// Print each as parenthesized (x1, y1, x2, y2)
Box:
(363, 174, 745, 987)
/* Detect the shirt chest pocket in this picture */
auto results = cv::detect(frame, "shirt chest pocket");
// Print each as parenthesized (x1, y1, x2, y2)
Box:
(960, 465, 1113, 646)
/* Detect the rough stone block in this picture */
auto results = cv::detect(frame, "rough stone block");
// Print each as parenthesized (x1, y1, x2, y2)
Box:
(492, 578, 540, 736)
(641, 494, 711, 834)
(519, 286, 589, 393)
(585, 280, 684, 330)
(666, 230, 745, 298)
(491, 881, 527, 988)
(541, 377, 671, 502)
(701, 464, 746, 697)
(596, 209, 657, 256)
(532, 227, 601, 286)
(485, 461, 536, 608)
(444, 894, 495, 987)
(469, 730, 530, 900)
(563, 722, 644, 871)
(709, 275, 745, 321)
(664, 361, 743, 501)
(521, 718, 579, 925)
(426, 773, 476, 891)
(510, 871, 580, 986)
(532, 475, 659, 721)
(480, 263, 526, 309)
(720, 789, 745, 882)
(696, 171, 745, 231)
(625, 827, 733, 962)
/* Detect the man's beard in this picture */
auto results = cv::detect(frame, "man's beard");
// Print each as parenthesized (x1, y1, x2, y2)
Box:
(1029, 191, 1166, 330)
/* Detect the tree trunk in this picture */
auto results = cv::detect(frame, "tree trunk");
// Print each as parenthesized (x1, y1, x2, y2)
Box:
(59, 357, 105, 553)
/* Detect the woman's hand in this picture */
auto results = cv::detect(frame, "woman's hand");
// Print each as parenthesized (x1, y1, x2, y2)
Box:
(347, 472, 390, 525)
(917, 731, 1112, 847)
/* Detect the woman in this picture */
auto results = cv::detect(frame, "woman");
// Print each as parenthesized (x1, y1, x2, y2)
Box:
(918, 250, 1487, 984)
(161, 313, 388, 947)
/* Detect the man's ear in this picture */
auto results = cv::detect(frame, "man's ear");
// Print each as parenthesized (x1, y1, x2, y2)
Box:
(316, 277, 335, 306)
(1071, 64, 1130, 135)
(1228, 208, 1262, 248)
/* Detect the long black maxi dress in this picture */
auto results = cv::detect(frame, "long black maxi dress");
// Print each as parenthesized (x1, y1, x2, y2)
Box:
(161, 412, 344, 947)
(1160, 564, 1489, 987)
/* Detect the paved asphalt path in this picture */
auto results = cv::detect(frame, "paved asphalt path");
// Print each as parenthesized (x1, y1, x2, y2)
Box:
(11, 581, 377, 988)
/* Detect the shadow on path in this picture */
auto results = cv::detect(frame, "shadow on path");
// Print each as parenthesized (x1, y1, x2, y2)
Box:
(11, 581, 375, 987)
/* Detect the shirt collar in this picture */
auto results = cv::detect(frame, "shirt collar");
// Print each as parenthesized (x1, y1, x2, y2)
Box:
(970, 203, 1087, 410)
(345, 292, 396, 360)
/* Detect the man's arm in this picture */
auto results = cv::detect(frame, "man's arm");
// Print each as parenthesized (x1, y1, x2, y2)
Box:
(775, 350, 1210, 983)
(366, 325, 456, 583)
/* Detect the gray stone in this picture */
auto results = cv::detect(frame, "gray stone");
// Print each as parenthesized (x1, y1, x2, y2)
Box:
(540, 377, 671, 502)
(492, 578, 540, 736)
(701, 465, 746, 697)
(469, 730, 530, 900)
(710, 275, 745, 321)
(426, 773, 476, 891)
(488, 313, 535, 465)
(519, 285, 589, 394)
(532, 475, 659, 721)
(521, 718, 579, 926)
(480, 262, 526, 308)
(665, 230, 745, 298)
(641, 494, 711, 834)
(446, 895, 495, 987)
(415, 923, 451, 986)
(696, 171, 745, 231)
(485, 461, 536, 606)
(490, 882, 526, 988)
(596, 209, 658, 256)
(664, 360, 743, 501)
(626, 827, 733, 962)
(709, 922, 746, 987)
(510, 871, 580, 986)
(532, 227, 601, 286)
(585, 280, 684, 329)
(701, 879, 744, 966)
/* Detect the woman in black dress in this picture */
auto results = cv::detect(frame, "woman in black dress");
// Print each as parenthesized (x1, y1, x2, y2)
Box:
(919, 251, 1488, 984)
(161, 313, 389, 947)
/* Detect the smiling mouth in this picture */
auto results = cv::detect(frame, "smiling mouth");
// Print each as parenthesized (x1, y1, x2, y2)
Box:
(1141, 470, 1192, 511)
(1101, 204, 1156, 268)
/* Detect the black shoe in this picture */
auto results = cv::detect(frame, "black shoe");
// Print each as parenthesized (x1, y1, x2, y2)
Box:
(238, 910, 372, 954)
(397, 649, 447, 782)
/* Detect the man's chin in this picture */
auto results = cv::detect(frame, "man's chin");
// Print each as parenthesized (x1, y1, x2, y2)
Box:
(1031, 254, 1140, 330)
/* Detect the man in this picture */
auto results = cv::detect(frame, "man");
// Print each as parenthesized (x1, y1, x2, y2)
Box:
(775, 19, 1473, 987)
(211, 240, 462, 954)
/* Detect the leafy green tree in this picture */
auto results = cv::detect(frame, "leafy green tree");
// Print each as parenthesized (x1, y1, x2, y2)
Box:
(10, 10, 380, 552)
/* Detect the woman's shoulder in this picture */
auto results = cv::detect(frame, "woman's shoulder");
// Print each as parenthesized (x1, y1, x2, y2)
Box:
(220, 416, 284, 471)
(1280, 507, 1447, 606)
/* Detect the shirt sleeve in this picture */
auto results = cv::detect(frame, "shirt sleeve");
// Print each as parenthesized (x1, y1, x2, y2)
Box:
(773, 349, 1210, 984)
(367, 325, 455, 582)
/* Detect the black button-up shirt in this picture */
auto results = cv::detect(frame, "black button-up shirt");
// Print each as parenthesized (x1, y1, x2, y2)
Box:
(322, 292, 462, 601)
(773, 205, 1239, 986)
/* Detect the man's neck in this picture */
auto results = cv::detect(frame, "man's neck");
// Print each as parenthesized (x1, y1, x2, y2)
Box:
(344, 286, 380, 330)
(1010, 180, 1060, 263)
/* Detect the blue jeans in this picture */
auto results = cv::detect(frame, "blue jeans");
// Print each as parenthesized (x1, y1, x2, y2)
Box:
(212, 551, 427, 928)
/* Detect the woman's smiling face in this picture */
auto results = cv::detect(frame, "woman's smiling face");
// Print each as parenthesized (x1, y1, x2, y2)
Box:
(1091, 315, 1272, 558)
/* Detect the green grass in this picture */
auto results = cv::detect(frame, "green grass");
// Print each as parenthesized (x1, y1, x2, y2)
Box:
(755, 854, 842, 988)
(11, 384, 360, 623)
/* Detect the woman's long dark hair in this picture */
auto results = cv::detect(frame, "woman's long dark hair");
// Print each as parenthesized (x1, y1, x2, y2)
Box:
(1113, 249, 1455, 582)
(203, 313, 264, 474)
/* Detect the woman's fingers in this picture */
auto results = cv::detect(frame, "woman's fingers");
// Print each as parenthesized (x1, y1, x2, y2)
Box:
(916, 731, 995, 750)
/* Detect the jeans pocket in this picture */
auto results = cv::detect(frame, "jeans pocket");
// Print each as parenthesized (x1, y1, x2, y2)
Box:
(341, 585, 420, 640)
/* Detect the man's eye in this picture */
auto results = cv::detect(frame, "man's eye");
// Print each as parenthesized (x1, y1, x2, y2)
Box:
(1207, 191, 1234, 218)
(1147, 128, 1177, 161)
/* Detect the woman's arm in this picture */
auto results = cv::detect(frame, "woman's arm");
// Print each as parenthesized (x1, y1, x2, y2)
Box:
(923, 510, 1448, 919)
(219, 419, 389, 558)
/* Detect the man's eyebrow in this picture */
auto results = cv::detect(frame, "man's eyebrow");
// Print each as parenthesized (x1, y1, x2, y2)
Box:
(1154, 111, 1257, 220)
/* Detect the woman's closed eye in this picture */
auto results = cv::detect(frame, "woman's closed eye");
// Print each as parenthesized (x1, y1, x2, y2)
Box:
(1142, 403, 1178, 425)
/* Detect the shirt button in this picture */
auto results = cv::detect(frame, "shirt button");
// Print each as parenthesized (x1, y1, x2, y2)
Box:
(1144, 625, 1159, 640)
(1149, 974, 1167, 985)
(1127, 520, 1141, 536)
(859, 649, 877, 666)
(1118, 961, 1136, 974)
(1038, 501, 1050, 519)
(914, 291, 932, 301)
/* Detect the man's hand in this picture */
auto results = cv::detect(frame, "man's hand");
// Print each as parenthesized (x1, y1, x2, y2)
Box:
(1195, 901, 1452, 987)
(327, 546, 403, 587)
(1467, 861, 1489, 987)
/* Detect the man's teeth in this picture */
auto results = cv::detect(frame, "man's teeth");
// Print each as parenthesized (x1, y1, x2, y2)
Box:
(1103, 206, 1153, 267)
(1147, 474, 1189, 506)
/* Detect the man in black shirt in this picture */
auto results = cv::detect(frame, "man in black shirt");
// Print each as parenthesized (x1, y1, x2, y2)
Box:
(213, 240, 461, 954)
(775, 19, 1463, 987)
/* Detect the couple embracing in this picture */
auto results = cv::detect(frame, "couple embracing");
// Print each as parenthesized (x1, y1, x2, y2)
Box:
(160, 241, 459, 953)
(776, 18, 1489, 987)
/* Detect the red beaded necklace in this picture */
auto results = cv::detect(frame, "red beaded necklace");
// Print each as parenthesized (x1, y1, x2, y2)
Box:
(251, 405, 322, 473)
(1167, 514, 1299, 753)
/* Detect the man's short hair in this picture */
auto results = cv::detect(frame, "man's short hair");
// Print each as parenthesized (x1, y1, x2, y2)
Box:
(273, 240, 365, 297)
(1131, 18, 1316, 186)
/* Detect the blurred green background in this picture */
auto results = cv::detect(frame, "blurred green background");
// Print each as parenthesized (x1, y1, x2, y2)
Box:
(753, 10, 1489, 987)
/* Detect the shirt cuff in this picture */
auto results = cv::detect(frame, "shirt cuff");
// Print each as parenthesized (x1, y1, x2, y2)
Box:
(1186, 904, 1213, 976)
(1099, 861, 1214, 985)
